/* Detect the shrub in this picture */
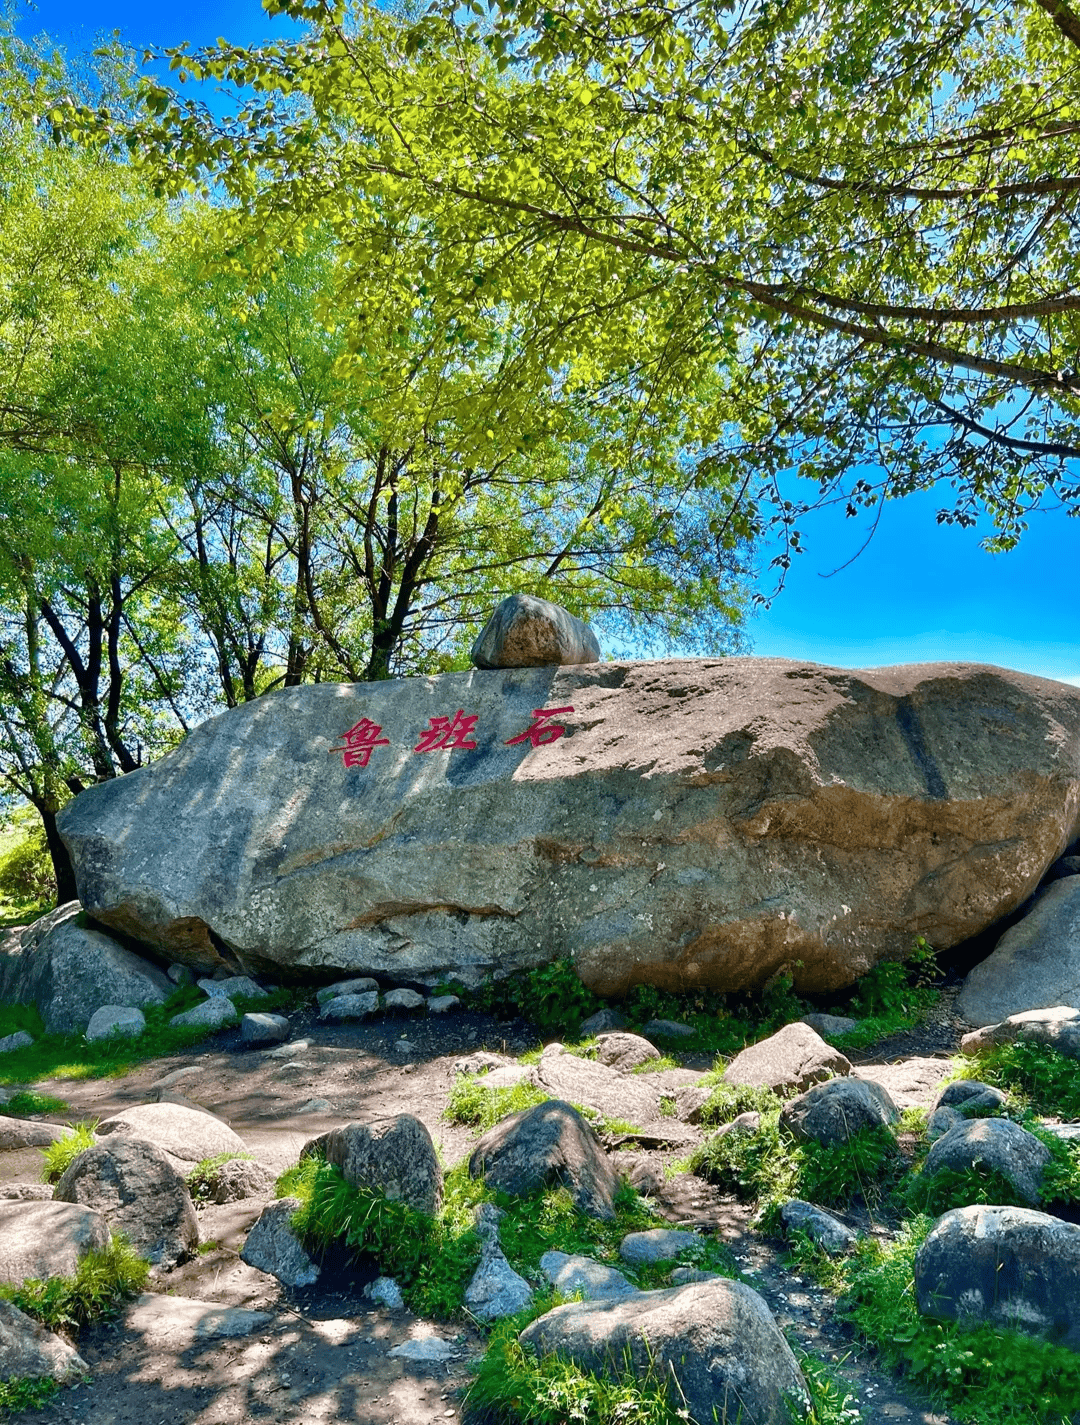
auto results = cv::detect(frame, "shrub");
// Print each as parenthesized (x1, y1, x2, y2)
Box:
(1, 1236, 149, 1332)
(955, 1040, 1080, 1120)
(40, 1122, 96, 1184)
(0, 816, 54, 912)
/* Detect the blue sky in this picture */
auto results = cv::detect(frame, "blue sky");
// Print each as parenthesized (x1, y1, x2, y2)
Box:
(14, 0, 1080, 686)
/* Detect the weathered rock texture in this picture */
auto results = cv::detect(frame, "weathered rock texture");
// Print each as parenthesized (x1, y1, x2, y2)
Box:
(0, 1298, 88, 1382)
(57, 660, 1080, 995)
(921, 1118, 1051, 1206)
(469, 1100, 618, 1219)
(471, 594, 600, 669)
(958, 877, 1080, 1025)
(0, 1201, 111, 1285)
(781, 1078, 899, 1147)
(303, 1116, 442, 1216)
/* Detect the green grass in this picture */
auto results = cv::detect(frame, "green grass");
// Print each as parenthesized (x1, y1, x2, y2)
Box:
(0, 1236, 150, 1333)
(39, 1123, 96, 1184)
(186, 1151, 256, 1202)
(903, 1115, 1080, 1216)
(954, 1040, 1080, 1120)
(4, 1090, 69, 1116)
(0, 1378, 62, 1416)
(445, 1075, 550, 1132)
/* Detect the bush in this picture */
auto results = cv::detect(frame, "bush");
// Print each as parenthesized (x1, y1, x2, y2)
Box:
(40, 1123, 96, 1184)
(444, 1076, 549, 1132)
(0, 815, 55, 911)
(955, 1040, 1080, 1120)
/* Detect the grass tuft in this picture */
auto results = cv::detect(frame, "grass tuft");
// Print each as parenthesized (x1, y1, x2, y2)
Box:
(186, 1151, 256, 1202)
(0, 1235, 149, 1333)
(444, 1075, 549, 1132)
(39, 1122, 95, 1184)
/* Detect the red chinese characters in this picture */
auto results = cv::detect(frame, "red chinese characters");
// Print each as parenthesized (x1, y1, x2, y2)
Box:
(414, 709, 479, 753)
(505, 705, 575, 749)
(328, 718, 391, 768)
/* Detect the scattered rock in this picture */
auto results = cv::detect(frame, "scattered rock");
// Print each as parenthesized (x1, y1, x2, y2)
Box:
(538, 1251, 638, 1300)
(531, 1044, 663, 1123)
(0, 1201, 112, 1284)
(641, 1019, 695, 1041)
(926, 1107, 963, 1143)
(960, 1006, 1080, 1058)
(921, 1118, 1051, 1206)
(781, 1077, 899, 1147)
(364, 1276, 405, 1309)
(520, 1276, 808, 1425)
(96, 1102, 248, 1167)
(0, 1116, 68, 1150)
(779, 1200, 858, 1255)
(0, 1184, 54, 1202)
(166, 963, 194, 985)
(240, 1012, 290, 1047)
(0, 1030, 33, 1054)
(594, 1032, 661, 1073)
(451, 1051, 512, 1078)
(851, 1057, 955, 1110)
(393, 1039, 416, 1054)
(465, 1206, 533, 1321)
(580, 1008, 628, 1036)
(1043, 1122, 1080, 1141)
(671, 1266, 722, 1285)
(304, 1115, 442, 1216)
(125, 1292, 273, 1346)
(170, 997, 238, 1030)
(198, 975, 267, 1001)
(672, 1083, 712, 1124)
(316, 978, 379, 1005)
(200, 1157, 276, 1203)
(477, 1064, 529, 1089)
(725, 1022, 851, 1097)
(470, 593, 600, 669)
(958, 877, 1080, 1026)
(427, 995, 460, 1014)
(469, 1100, 619, 1220)
(386, 1334, 455, 1362)
(384, 988, 426, 1011)
(319, 992, 379, 1022)
(801, 1013, 858, 1038)
(0, 1297, 88, 1382)
(915, 1205, 1080, 1346)
(241, 1198, 320, 1287)
(263, 1038, 310, 1060)
(933, 1080, 1009, 1118)
(618, 1228, 703, 1265)
(712, 1110, 762, 1140)
(54, 1136, 199, 1269)
(296, 1098, 332, 1113)
(86, 1005, 146, 1041)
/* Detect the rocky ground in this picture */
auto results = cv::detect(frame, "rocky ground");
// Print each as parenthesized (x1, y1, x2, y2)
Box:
(0, 997, 977, 1425)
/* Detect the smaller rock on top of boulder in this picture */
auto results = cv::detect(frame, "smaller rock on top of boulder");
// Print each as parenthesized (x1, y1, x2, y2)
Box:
(594, 1032, 661, 1073)
(724, 1022, 851, 1096)
(470, 593, 600, 669)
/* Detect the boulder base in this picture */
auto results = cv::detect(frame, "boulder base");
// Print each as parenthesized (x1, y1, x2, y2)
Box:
(57, 660, 1080, 995)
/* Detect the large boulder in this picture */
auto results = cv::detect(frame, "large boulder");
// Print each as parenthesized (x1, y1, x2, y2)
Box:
(915, 1205, 1080, 1346)
(530, 1044, 665, 1123)
(781, 1078, 899, 1146)
(725, 1023, 851, 1097)
(920, 1118, 1051, 1206)
(958, 877, 1080, 1026)
(470, 594, 600, 669)
(469, 1100, 619, 1219)
(0, 1201, 111, 1284)
(56, 661, 1080, 995)
(960, 1005, 1080, 1058)
(0, 1298, 88, 1383)
(0, 904, 171, 1034)
(303, 1115, 442, 1216)
(53, 1137, 199, 1268)
(519, 1276, 809, 1425)
(96, 1102, 248, 1168)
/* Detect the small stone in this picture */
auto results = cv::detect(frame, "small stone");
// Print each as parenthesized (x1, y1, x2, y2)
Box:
(316, 978, 379, 1006)
(296, 1098, 333, 1113)
(465, 1245, 533, 1321)
(86, 1005, 146, 1042)
(726, 1023, 851, 1097)
(240, 1013, 290, 1047)
(263, 1038, 310, 1059)
(595, 1033, 662, 1073)
(364, 1276, 405, 1309)
(580, 1008, 628, 1036)
(779, 1200, 858, 1255)
(0, 1031, 33, 1054)
(427, 995, 460, 1014)
(394, 1039, 416, 1054)
(670, 1267, 721, 1285)
(384, 988, 425, 1011)
(319, 992, 379, 1022)
(934, 1080, 1009, 1118)
(0, 1298, 88, 1382)
(801, 1013, 858, 1038)
(241, 1198, 320, 1287)
(197, 975, 267, 1001)
(387, 1335, 455, 1362)
(926, 1106, 963, 1143)
(619, 1229, 703, 1265)
(540, 1250, 638, 1300)
(170, 997, 238, 1030)
(470, 593, 600, 670)
(167, 963, 194, 986)
(642, 1019, 695, 1040)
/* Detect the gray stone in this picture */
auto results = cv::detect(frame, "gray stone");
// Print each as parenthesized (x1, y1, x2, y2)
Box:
(726, 1022, 851, 1097)
(673, 1083, 712, 1124)
(580, 1008, 628, 1036)
(477, 1064, 530, 1089)
(922, 1118, 1051, 1205)
(538, 1250, 638, 1300)
(167, 962, 194, 985)
(316, 978, 379, 1005)
(1042, 1122, 1080, 1141)
(364, 1276, 405, 1309)
(779, 1200, 858, 1255)
(97, 1102, 248, 1167)
(531, 1044, 663, 1123)
(240, 1012, 290, 1046)
(200, 1157, 276, 1203)
(926, 1107, 964, 1143)
(0, 1030, 33, 1054)
(54, 1136, 199, 1268)
(471, 593, 600, 670)
(1, 912, 171, 1034)
(304, 1115, 442, 1216)
(801, 1013, 858, 1038)
(263, 1038, 310, 1059)
(170, 996, 237, 1030)
(428, 995, 460, 1014)
(465, 1213, 534, 1321)
(319, 992, 379, 1022)
(451, 1051, 512, 1078)
(197, 975, 267, 1001)
(86, 1005, 146, 1041)
(0, 1297, 88, 1382)
(594, 1032, 661, 1073)
(296, 1098, 332, 1113)
(0, 1200, 112, 1284)
(915, 1205, 1080, 1346)
(960, 1006, 1080, 1058)
(125, 1292, 273, 1346)
(0, 1184, 54, 1201)
(959, 877, 1080, 1026)
(241, 1198, 320, 1286)
(934, 1079, 1009, 1118)
(712, 1110, 762, 1139)
(0, 1115, 68, 1150)
(851, 1057, 955, 1110)
(384, 987, 426, 1011)
(387, 1335, 456, 1362)
(641, 1018, 695, 1040)
(59, 662, 1080, 1000)
(671, 1266, 722, 1285)
(618, 1228, 703, 1265)
(781, 1077, 899, 1146)
(152, 1065, 201, 1087)
(469, 1100, 619, 1219)
(520, 1277, 808, 1425)
(393, 1038, 416, 1054)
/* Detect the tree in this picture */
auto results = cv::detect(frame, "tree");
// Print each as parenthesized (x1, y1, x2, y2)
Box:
(91, 0, 1080, 568)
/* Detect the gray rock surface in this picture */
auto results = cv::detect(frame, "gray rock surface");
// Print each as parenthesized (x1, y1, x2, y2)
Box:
(58, 662, 1080, 997)
(960, 1005, 1080, 1058)
(0, 1201, 111, 1284)
(428, 994, 460, 1013)
(520, 1277, 808, 1425)
(96, 1102, 248, 1167)
(725, 1022, 851, 1097)
(801, 1012, 858, 1037)
(464, 1204, 533, 1321)
(959, 877, 1080, 1026)
(469, 1100, 619, 1219)
(934, 1080, 1009, 1118)
(851, 1057, 956, 1110)
(594, 1032, 661, 1072)
(926, 1106, 963, 1143)
(240, 1198, 320, 1287)
(0, 1298, 88, 1382)
(641, 1018, 695, 1040)
(304, 1115, 442, 1216)
(240, 1012, 290, 1046)
(781, 1077, 899, 1146)
(364, 1276, 405, 1309)
(580, 1008, 628, 1036)
(779, 1200, 858, 1255)
(54, 1136, 199, 1268)
(319, 992, 379, 1022)
(387, 1335, 456, 1362)
(922, 1118, 1051, 1205)
(1, 910, 171, 1034)
(200, 1157, 276, 1203)
(125, 1293, 273, 1346)
(915, 1205, 1080, 1346)
(0, 1116, 68, 1150)
(0, 1030, 33, 1054)
(86, 1005, 146, 1041)
(0, 1184, 54, 1201)
(618, 1228, 703, 1265)
(470, 593, 600, 670)
(383, 987, 426, 1011)
(538, 1250, 638, 1300)
(198, 975, 266, 1000)
(170, 996, 237, 1030)
(531, 1044, 663, 1123)
(316, 978, 379, 1005)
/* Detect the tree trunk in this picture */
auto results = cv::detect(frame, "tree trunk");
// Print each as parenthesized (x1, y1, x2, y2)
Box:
(36, 803, 78, 906)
